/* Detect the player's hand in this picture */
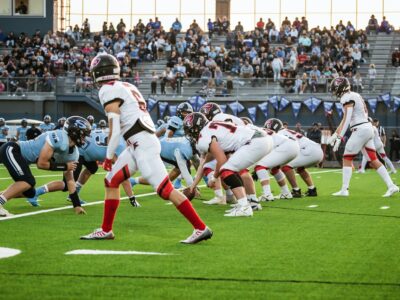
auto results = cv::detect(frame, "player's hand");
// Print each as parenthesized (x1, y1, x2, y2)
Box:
(66, 161, 78, 171)
(102, 158, 113, 171)
(208, 177, 217, 188)
(327, 132, 338, 146)
(332, 136, 342, 152)
(74, 206, 86, 215)
(129, 196, 141, 207)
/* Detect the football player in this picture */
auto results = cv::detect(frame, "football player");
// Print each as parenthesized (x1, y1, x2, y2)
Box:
(87, 115, 97, 130)
(16, 119, 29, 141)
(0, 118, 9, 147)
(0, 116, 90, 217)
(358, 118, 397, 174)
(265, 118, 323, 198)
(39, 115, 55, 132)
(184, 112, 273, 217)
(81, 54, 212, 244)
(328, 77, 398, 197)
(254, 125, 300, 201)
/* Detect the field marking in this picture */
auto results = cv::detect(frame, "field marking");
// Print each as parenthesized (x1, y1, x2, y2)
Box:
(380, 206, 390, 210)
(0, 247, 21, 259)
(308, 205, 318, 208)
(65, 249, 173, 256)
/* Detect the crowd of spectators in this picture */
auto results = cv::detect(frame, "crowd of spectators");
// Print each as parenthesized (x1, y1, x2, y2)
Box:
(0, 14, 397, 96)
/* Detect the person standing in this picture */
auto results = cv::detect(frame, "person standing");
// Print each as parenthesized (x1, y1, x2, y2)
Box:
(16, 119, 29, 141)
(368, 64, 377, 92)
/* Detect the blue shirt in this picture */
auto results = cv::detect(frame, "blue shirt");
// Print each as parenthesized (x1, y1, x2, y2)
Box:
(0, 125, 9, 141)
(20, 130, 78, 164)
(39, 123, 55, 132)
(160, 137, 193, 162)
(17, 126, 29, 141)
(79, 131, 125, 162)
(165, 116, 184, 137)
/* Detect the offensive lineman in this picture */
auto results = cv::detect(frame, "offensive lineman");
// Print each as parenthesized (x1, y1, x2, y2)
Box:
(328, 77, 398, 197)
(81, 54, 212, 243)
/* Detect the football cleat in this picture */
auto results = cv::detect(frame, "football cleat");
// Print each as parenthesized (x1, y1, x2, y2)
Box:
(356, 169, 365, 174)
(332, 190, 349, 197)
(180, 226, 213, 244)
(129, 178, 137, 187)
(292, 189, 302, 198)
(173, 178, 182, 189)
(27, 195, 40, 207)
(203, 196, 226, 205)
(224, 204, 253, 217)
(0, 205, 13, 217)
(276, 192, 293, 199)
(225, 194, 237, 204)
(259, 193, 275, 202)
(382, 185, 399, 197)
(249, 199, 262, 211)
(80, 228, 115, 240)
(305, 187, 318, 197)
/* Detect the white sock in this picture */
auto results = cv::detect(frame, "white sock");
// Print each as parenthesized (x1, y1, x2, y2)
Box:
(76, 182, 83, 188)
(0, 195, 7, 205)
(225, 189, 233, 196)
(293, 187, 300, 191)
(262, 184, 271, 195)
(214, 189, 223, 198)
(342, 166, 353, 191)
(376, 166, 394, 188)
(308, 185, 315, 189)
(237, 197, 248, 206)
(383, 157, 396, 173)
(247, 194, 257, 201)
(43, 185, 49, 193)
(360, 155, 368, 171)
(281, 185, 290, 194)
(134, 177, 140, 184)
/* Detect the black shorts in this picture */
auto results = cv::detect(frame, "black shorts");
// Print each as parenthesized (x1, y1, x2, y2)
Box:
(62, 156, 98, 191)
(0, 142, 35, 186)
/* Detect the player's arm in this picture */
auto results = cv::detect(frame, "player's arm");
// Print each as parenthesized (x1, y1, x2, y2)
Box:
(64, 170, 86, 214)
(166, 127, 176, 138)
(156, 126, 166, 137)
(103, 100, 122, 171)
(190, 154, 209, 191)
(37, 141, 76, 171)
(174, 148, 193, 186)
(209, 138, 228, 178)
(328, 102, 354, 151)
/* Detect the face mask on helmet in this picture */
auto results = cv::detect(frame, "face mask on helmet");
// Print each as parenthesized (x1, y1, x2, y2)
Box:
(177, 102, 194, 119)
(183, 112, 208, 141)
(90, 54, 121, 83)
(199, 102, 222, 121)
(64, 116, 92, 147)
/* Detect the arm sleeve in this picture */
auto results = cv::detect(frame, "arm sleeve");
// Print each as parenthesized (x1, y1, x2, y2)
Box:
(106, 112, 121, 160)
(338, 107, 353, 138)
(174, 148, 193, 186)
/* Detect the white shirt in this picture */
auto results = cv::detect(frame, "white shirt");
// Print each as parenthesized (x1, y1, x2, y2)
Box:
(213, 113, 245, 126)
(340, 92, 369, 127)
(279, 128, 317, 148)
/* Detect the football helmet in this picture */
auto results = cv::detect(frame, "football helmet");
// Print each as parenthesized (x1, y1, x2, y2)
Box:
(183, 112, 208, 141)
(21, 118, 28, 127)
(87, 115, 95, 124)
(64, 116, 92, 147)
(90, 54, 120, 83)
(44, 115, 51, 124)
(0, 118, 5, 126)
(240, 117, 253, 125)
(176, 102, 194, 120)
(98, 119, 107, 128)
(330, 77, 351, 98)
(199, 102, 222, 121)
(264, 118, 283, 133)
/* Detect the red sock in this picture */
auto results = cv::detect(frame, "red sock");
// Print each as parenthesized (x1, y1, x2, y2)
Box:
(177, 200, 206, 230)
(101, 199, 120, 232)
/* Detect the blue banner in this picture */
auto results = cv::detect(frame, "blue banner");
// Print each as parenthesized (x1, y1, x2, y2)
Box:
(291, 102, 301, 118)
(168, 105, 177, 116)
(380, 93, 391, 108)
(247, 106, 257, 123)
(323, 101, 334, 114)
(303, 97, 322, 113)
(158, 101, 168, 118)
(367, 98, 378, 114)
(219, 104, 227, 113)
(269, 96, 279, 110)
(393, 96, 400, 112)
(228, 101, 245, 116)
(335, 102, 343, 118)
(279, 97, 290, 111)
(147, 97, 158, 111)
(258, 102, 268, 118)
(188, 95, 206, 111)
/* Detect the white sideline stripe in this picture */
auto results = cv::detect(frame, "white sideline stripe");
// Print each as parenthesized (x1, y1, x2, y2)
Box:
(308, 205, 319, 208)
(0, 247, 21, 259)
(0, 169, 341, 221)
(65, 249, 173, 256)
(380, 206, 390, 210)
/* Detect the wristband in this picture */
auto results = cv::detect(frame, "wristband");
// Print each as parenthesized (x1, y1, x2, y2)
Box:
(49, 160, 67, 171)
(69, 191, 81, 208)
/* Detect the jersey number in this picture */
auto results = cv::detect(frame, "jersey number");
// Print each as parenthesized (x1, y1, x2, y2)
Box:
(122, 82, 147, 112)
(286, 129, 303, 139)
(209, 121, 237, 133)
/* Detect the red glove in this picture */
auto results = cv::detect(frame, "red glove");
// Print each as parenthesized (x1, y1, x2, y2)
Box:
(102, 158, 113, 171)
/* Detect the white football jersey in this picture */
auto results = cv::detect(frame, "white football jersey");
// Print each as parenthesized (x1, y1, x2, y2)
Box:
(340, 92, 368, 127)
(197, 121, 254, 154)
(212, 113, 245, 126)
(99, 81, 155, 136)
(263, 128, 290, 148)
(279, 128, 317, 148)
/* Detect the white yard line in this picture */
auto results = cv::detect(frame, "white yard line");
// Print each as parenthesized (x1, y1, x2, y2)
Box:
(0, 169, 341, 221)
(65, 249, 174, 256)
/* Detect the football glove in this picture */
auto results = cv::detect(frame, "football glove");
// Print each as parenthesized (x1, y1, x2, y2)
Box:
(102, 158, 113, 171)
(327, 132, 338, 146)
(129, 195, 141, 207)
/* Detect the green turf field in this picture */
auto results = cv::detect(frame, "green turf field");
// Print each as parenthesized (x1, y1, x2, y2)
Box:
(0, 166, 399, 299)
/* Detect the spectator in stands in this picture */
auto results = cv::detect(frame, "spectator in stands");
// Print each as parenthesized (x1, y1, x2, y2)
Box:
(379, 16, 393, 34)
(351, 48, 362, 67)
(291, 75, 302, 93)
(0, 29, 6, 46)
(366, 15, 379, 34)
(266, 18, 275, 31)
(368, 63, 377, 92)
(252, 65, 263, 87)
(240, 60, 254, 79)
(271, 56, 283, 82)
(300, 73, 308, 94)
(269, 26, 280, 42)
(234, 22, 244, 33)
(117, 19, 126, 32)
(307, 123, 322, 144)
(82, 18, 91, 40)
(352, 71, 363, 92)
(389, 130, 400, 161)
(309, 65, 321, 93)
(150, 71, 158, 95)
(295, 122, 305, 135)
(214, 66, 223, 86)
(172, 18, 182, 34)
(392, 48, 400, 67)
(222, 17, 230, 33)
(257, 18, 265, 31)
(15, 1, 28, 14)
(6, 31, 16, 47)
(298, 32, 311, 52)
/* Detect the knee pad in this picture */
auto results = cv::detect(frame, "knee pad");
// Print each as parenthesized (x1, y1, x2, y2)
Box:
(203, 167, 213, 177)
(239, 169, 249, 176)
(86, 161, 99, 174)
(104, 165, 130, 188)
(254, 166, 269, 181)
(365, 147, 377, 161)
(281, 165, 293, 173)
(221, 170, 243, 189)
(296, 167, 305, 174)
(273, 170, 285, 182)
(270, 167, 280, 176)
(157, 176, 174, 200)
(23, 187, 36, 198)
(343, 154, 356, 161)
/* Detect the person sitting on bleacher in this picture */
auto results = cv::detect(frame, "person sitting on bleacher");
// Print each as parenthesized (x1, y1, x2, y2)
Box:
(379, 16, 393, 34)
(366, 15, 379, 34)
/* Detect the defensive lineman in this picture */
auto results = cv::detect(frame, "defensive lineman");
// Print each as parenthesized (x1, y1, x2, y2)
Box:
(81, 54, 212, 243)
(328, 77, 398, 197)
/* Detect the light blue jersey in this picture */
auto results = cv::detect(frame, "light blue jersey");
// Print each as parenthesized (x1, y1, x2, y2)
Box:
(20, 130, 78, 164)
(160, 137, 193, 162)
(0, 126, 9, 141)
(79, 132, 125, 162)
(17, 126, 29, 141)
(165, 116, 184, 137)
(39, 123, 56, 132)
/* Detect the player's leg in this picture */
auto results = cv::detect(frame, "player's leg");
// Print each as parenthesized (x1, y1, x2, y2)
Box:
(240, 169, 259, 206)
(203, 169, 226, 205)
(358, 154, 368, 173)
(297, 167, 317, 196)
(282, 165, 301, 198)
(378, 149, 397, 173)
(255, 166, 274, 201)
